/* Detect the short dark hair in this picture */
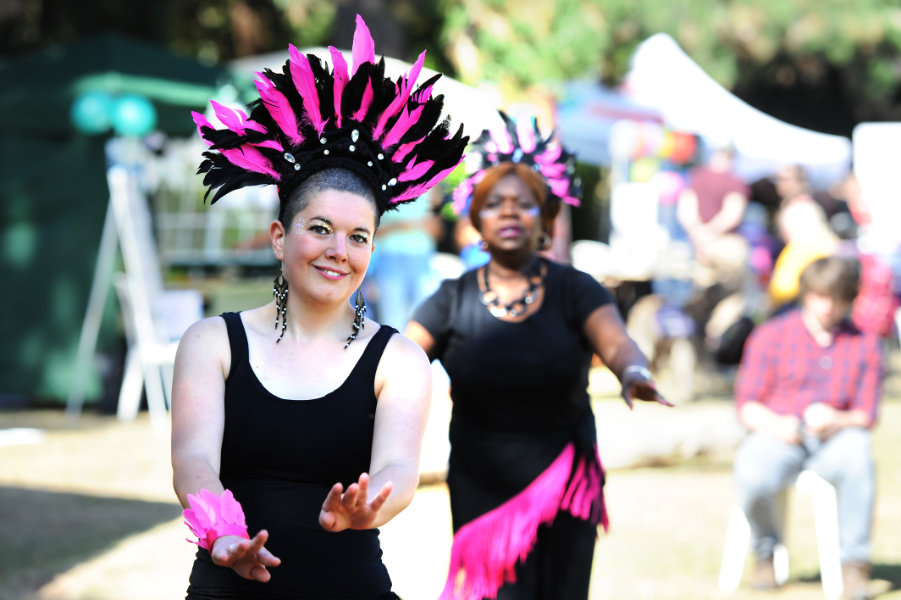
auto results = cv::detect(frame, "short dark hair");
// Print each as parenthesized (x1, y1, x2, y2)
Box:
(799, 255, 861, 303)
(469, 162, 557, 234)
(277, 168, 379, 229)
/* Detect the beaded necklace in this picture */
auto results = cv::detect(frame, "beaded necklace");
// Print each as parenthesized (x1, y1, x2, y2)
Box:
(480, 260, 545, 318)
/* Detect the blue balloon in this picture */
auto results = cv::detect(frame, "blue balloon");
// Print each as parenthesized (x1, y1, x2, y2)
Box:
(70, 90, 114, 134)
(111, 94, 157, 137)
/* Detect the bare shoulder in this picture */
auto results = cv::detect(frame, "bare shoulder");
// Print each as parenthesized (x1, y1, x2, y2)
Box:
(375, 329, 431, 391)
(176, 315, 230, 365)
(382, 329, 430, 366)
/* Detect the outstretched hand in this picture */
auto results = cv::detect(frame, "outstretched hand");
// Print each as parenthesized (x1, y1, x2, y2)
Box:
(210, 530, 281, 582)
(622, 377, 673, 410)
(319, 473, 392, 533)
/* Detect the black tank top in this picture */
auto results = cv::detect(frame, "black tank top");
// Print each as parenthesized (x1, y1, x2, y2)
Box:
(186, 312, 400, 600)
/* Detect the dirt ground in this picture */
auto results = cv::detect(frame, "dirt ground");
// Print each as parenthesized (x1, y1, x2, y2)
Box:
(1, 368, 900, 600)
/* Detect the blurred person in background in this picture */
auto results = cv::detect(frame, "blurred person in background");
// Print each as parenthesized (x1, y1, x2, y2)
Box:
(407, 120, 671, 599)
(767, 198, 840, 311)
(733, 255, 882, 600)
(369, 187, 443, 329)
(170, 16, 468, 599)
(677, 137, 750, 290)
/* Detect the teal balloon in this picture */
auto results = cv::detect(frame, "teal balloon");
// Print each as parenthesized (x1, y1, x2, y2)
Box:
(111, 94, 157, 137)
(70, 91, 114, 134)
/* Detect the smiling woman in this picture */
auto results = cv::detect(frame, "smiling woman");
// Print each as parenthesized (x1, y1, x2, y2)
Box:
(169, 14, 468, 600)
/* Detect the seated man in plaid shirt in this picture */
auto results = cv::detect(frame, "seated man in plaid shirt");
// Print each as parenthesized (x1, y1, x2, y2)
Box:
(733, 255, 882, 600)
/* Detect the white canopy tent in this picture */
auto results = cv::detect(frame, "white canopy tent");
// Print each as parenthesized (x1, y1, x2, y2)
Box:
(623, 33, 852, 188)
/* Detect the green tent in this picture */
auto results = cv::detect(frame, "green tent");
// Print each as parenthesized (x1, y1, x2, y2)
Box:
(0, 33, 228, 405)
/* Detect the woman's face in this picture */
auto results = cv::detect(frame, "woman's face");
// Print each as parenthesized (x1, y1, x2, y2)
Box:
(273, 189, 376, 306)
(477, 174, 542, 256)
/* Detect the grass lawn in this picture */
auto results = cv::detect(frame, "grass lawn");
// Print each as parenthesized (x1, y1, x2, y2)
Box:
(0, 366, 899, 599)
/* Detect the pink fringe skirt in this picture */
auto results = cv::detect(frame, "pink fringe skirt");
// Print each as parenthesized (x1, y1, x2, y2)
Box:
(439, 442, 607, 600)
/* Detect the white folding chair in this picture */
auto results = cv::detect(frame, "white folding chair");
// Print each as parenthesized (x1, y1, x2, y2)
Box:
(107, 166, 203, 430)
(718, 469, 843, 599)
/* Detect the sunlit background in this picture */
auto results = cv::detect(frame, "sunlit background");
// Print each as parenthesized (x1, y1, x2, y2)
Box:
(1, 1, 900, 598)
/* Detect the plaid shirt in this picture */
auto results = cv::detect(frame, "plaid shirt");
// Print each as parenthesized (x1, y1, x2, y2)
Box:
(735, 309, 883, 427)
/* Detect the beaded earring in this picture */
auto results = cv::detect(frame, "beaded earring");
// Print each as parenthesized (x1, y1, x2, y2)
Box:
(273, 269, 288, 342)
(345, 287, 367, 348)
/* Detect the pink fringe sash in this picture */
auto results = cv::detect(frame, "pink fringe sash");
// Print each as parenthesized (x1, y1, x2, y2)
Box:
(439, 442, 608, 600)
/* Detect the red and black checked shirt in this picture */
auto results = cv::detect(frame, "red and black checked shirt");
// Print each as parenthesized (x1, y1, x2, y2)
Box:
(735, 309, 883, 427)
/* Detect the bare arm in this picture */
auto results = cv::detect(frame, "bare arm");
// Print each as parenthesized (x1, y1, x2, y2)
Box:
(738, 401, 801, 444)
(703, 191, 747, 237)
(676, 188, 702, 234)
(583, 304, 672, 409)
(170, 316, 280, 581)
(171, 317, 230, 506)
(403, 320, 438, 362)
(319, 334, 431, 531)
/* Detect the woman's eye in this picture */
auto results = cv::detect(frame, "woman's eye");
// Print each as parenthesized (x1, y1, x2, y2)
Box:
(350, 233, 370, 244)
(310, 224, 330, 235)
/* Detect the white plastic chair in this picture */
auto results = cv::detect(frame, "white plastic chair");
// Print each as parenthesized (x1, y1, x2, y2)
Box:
(107, 166, 203, 430)
(718, 470, 843, 599)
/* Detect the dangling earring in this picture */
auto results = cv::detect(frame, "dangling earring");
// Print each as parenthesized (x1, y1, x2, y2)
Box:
(273, 268, 288, 343)
(345, 286, 367, 349)
(479, 239, 489, 252)
(538, 232, 552, 251)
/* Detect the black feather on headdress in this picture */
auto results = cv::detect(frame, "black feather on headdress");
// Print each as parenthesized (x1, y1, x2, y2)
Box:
(192, 15, 469, 216)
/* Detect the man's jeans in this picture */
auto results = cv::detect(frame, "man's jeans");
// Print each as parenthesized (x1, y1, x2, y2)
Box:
(733, 428, 875, 564)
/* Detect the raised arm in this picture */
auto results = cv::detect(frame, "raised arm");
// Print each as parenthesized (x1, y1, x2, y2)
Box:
(403, 320, 438, 361)
(583, 304, 671, 409)
(170, 316, 280, 581)
(319, 333, 431, 531)
(171, 316, 230, 505)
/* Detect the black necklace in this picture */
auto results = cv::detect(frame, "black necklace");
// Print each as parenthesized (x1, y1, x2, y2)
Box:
(480, 260, 544, 318)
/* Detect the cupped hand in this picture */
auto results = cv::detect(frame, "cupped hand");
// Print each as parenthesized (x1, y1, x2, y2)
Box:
(622, 378, 673, 410)
(210, 530, 281, 582)
(803, 404, 841, 441)
(778, 415, 803, 445)
(319, 472, 392, 533)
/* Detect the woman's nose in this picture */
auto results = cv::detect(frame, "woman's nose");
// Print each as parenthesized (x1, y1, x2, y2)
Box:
(325, 235, 347, 259)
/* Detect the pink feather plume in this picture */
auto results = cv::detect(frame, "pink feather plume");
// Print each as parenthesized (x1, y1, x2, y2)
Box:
(182, 488, 250, 551)
(492, 129, 514, 154)
(398, 157, 434, 182)
(351, 14, 375, 73)
(209, 100, 267, 135)
(352, 81, 374, 123)
(254, 74, 303, 146)
(373, 50, 426, 141)
(515, 117, 537, 153)
(392, 137, 422, 163)
(289, 45, 327, 135)
(191, 111, 215, 146)
(329, 46, 350, 128)
(221, 145, 280, 180)
(392, 162, 461, 203)
(382, 104, 424, 149)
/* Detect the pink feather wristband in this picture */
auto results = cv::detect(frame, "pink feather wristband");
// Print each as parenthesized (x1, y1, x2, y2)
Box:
(182, 488, 250, 551)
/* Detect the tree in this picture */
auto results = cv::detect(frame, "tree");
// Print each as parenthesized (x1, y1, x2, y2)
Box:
(438, 0, 901, 136)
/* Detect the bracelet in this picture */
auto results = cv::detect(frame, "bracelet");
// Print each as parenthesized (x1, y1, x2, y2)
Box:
(183, 488, 250, 551)
(623, 365, 653, 381)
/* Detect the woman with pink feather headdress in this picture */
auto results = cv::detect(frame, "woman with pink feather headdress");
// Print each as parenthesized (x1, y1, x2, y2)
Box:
(171, 15, 467, 599)
(405, 111, 672, 600)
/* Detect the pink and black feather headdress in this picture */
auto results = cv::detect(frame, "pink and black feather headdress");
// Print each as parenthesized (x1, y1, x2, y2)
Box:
(192, 15, 468, 216)
(453, 110, 580, 214)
